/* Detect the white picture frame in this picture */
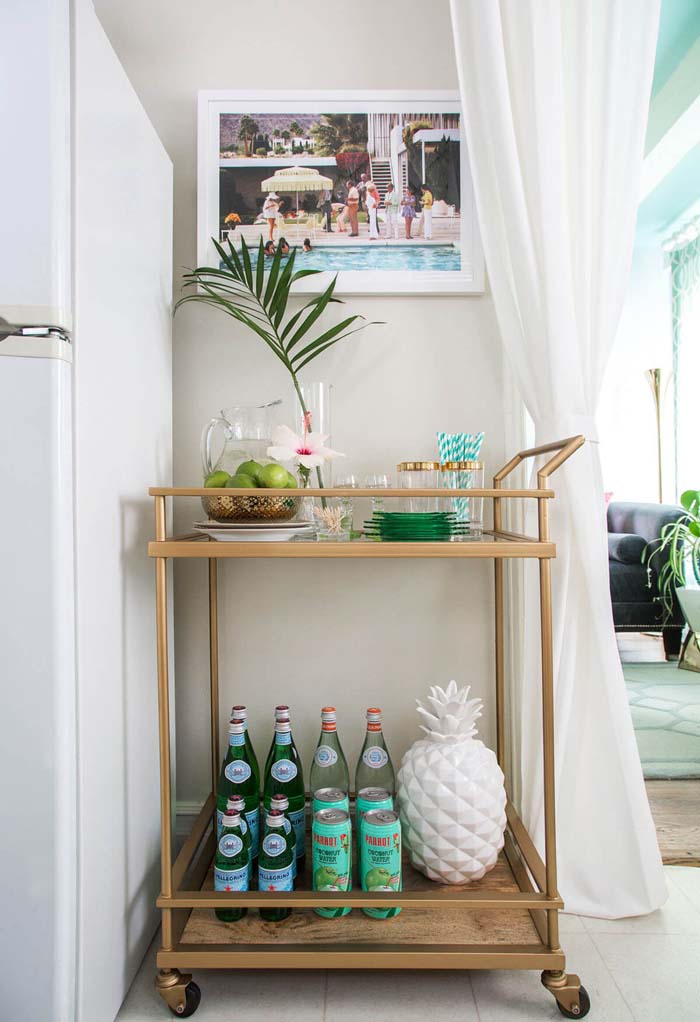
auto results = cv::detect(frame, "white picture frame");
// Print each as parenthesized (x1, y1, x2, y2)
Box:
(197, 90, 484, 296)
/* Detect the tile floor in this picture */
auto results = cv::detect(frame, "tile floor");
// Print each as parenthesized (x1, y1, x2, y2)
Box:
(117, 865, 700, 1022)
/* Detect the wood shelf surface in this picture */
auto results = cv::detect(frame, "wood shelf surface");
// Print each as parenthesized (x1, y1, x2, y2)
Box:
(149, 538, 555, 559)
(180, 852, 540, 948)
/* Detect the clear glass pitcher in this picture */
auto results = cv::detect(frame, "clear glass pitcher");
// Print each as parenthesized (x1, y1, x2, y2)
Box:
(201, 401, 280, 478)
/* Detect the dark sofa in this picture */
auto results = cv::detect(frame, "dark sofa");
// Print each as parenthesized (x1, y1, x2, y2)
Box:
(607, 501, 686, 658)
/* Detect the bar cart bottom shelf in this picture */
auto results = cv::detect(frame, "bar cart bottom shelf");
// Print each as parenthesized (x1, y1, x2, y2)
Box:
(155, 846, 589, 1018)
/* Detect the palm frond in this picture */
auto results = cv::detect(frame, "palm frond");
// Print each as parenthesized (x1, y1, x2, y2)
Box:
(175, 236, 382, 423)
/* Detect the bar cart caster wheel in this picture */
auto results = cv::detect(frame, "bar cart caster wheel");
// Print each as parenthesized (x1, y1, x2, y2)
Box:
(542, 972, 590, 1019)
(155, 971, 201, 1017)
(556, 986, 590, 1019)
(171, 982, 201, 1018)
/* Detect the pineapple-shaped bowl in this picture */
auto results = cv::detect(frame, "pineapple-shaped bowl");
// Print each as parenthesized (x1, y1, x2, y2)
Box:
(397, 681, 506, 884)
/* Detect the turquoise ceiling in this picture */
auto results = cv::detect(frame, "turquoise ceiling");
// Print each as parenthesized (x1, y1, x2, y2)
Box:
(637, 0, 700, 238)
(652, 0, 700, 96)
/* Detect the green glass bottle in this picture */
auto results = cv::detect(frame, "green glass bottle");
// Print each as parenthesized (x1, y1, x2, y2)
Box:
(271, 792, 297, 880)
(218, 719, 260, 859)
(230, 703, 260, 793)
(309, 706, 350, 795)
(263, 717, 306, 870)
(354, 707, 395, 795)
(225, 794, 253, 884)
(263, 704, 292, 780)
(258, 809, 294, 922)
(214, 809, 248, 922)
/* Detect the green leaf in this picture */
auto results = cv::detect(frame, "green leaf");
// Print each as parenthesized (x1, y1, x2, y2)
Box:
(290, 315, 363, 365)
(280, 294, 331, 342)
(293, 323, 371, 372)
(262, 244, 284, 307)
(213, 238, 243, 281)
(239, 235, 254, 289)
(255, 237, 265, 298)
(680, 489, 700, 514)
(286, 277, 338, 350)
(268, 250, 298, 322)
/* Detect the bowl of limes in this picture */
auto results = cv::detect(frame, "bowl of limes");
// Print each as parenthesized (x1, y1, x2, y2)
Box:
(202, 460, 300, 522)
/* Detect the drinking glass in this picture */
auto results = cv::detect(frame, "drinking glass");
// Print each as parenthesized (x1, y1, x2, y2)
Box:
(334, 473, 360, 530)
(364, 473, 391, 512)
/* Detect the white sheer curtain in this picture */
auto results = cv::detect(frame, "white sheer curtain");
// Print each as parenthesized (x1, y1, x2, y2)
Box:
(450, 0, 666, 917)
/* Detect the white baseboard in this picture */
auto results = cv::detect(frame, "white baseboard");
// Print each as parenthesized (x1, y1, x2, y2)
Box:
(175, 799, 206, 838)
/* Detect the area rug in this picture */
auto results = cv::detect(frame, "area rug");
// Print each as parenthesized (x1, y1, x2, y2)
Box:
(624, 662, 700, 778)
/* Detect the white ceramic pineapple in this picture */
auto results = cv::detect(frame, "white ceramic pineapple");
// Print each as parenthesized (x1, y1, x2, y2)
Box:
(398, 681, 506, 884)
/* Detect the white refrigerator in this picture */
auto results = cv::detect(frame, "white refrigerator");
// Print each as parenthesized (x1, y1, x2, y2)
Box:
(0, 2, 173, 1020)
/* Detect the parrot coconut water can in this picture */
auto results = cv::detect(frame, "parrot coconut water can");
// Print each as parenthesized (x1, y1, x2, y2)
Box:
(312, 808, 352, 918)
(360, 809, 402, 919)
(356, 787, 393, 863)
(312, 787, 350, 814)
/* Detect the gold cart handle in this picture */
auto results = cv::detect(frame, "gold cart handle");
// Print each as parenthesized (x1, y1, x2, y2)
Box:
(494, 435, 585, 490)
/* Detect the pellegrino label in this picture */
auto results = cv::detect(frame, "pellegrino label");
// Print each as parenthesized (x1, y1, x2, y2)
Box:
(229, 732, 246, 746)
(218, 833, 244, 858)
(214, 866, 247, 891)
(258, 864, 293, 891)
(225, 760, 252, 783)
(289, 807, 306, 857)
(262, 832, 287, 857)
(270, 759, 297, 782)
(275, 730, 292, 745)
(314, 745, 338, 767)
(245, 808, 260, 855)
(362, 747, 389, 769)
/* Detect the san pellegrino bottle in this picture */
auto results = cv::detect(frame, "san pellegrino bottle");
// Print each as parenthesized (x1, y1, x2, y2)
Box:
(355, 707, 395, 794)
(226, 794, 253, 883)
(230, 704, 260, 792)
(310, 706, 350, 795)
(214, 809, 248, 922)
(218, 719, 260, 859)
(258, 809, 294, 922)
(263, 717, 306, 869)
(263, 705, 295, 779)
(271, 793, 297, 879)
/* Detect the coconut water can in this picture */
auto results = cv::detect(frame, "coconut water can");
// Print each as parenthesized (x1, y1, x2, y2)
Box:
(312, 808, 352, 918)
(360, 809, 402, 919)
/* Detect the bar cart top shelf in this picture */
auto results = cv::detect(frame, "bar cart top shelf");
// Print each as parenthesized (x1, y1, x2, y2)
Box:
(146, 458, 582, 560)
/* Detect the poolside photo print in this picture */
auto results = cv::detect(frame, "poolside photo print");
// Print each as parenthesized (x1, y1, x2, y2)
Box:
(198, 91, 484, 294)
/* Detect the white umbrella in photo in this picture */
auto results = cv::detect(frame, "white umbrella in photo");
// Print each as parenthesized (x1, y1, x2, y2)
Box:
(261, 166, 333, 213)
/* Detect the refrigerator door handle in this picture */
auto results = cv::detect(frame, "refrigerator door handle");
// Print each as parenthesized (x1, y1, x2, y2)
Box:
(0, 316, 18, 342)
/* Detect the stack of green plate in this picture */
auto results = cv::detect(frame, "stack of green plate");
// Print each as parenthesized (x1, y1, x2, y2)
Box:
(363, 511, 468, 542)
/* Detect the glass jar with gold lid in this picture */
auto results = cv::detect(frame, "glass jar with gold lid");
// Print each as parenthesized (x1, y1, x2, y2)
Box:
(440, 461, 484, 537)
(397, 461, 441, 512)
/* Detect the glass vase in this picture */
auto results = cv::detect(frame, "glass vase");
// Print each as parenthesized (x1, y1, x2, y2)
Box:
(293, 381, 333, 488)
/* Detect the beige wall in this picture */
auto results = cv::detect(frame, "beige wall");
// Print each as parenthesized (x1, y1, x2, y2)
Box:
(95, 0, 506, 804)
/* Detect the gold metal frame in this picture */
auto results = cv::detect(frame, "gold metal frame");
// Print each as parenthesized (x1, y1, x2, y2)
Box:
(150, 436, 588, 1018)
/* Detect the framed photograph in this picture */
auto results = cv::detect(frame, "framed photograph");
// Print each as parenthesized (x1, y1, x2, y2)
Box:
(198, 90, 484, 295)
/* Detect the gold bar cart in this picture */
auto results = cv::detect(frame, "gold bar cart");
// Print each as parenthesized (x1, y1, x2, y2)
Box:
(148, 436, 590, 1019)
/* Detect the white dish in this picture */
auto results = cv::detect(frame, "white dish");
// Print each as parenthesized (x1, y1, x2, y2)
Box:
(194, 523, 313, 542)
(193, 519, 312, 530)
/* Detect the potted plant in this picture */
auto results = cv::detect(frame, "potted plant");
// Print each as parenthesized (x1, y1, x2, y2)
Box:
(645, 489, 700, 665)
(175, 235, 379, 491)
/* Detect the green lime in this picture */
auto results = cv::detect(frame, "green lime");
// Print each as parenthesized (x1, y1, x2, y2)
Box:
(237, 460, 264, 484)
(225, 474, 257, 488)
(285, 471, 298, 489)
(204, 470, 230, 488)
(259, 463, 290, 488)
